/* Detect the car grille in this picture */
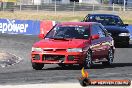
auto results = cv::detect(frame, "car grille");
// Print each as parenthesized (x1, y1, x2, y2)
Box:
(42, 55, 65, 61)
(43, 48, 66, 52)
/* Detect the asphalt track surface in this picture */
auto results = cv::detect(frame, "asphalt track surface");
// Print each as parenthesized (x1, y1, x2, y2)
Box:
(0, 34, 132, 85)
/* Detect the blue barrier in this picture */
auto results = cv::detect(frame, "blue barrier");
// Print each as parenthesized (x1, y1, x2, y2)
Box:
(0, 19, 40, 35)
(0, 18, 131, 38)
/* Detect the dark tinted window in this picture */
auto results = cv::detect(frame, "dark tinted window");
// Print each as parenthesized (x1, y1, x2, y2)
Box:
(88, 15, 123, 26)
(45, 26, 90, 39)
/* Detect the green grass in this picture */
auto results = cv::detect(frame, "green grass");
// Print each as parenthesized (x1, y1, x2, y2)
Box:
(0, 11, 132, 24)
(123, 20, 132, 24)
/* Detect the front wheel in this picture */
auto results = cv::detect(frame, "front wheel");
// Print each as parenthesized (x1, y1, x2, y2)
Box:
(84, 50, 93, 69)
(32, 62, 44, 70)
(58, 64, 66, 68)
(58, 64, 73, 69)
(102, 48, 114, 66)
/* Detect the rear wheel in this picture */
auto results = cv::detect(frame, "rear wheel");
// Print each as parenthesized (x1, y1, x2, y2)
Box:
(102, 48, 114, 66)
(32, 62, 44, 70)
(84, 50, 93, 68)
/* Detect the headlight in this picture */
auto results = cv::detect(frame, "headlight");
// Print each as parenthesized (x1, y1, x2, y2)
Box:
(67, 48, 83, 52)
(32, 47, 43, 52)
(118, 33, 130, 36)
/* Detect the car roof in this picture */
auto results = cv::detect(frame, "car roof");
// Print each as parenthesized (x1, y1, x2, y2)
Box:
(57, 22, 97, 26)
(88, 14, 119, 17)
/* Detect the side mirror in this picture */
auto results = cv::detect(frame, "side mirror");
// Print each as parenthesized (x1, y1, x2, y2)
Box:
(38, 34, 45, 39)
(91, 34, 100, 40)
(124, 24, 128, 26)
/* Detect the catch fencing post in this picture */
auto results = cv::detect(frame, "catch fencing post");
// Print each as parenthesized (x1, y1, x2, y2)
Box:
(55, 0, 56, 15)
(123, 0, 126, 11)
(37, 4, 39, 12)
(20, 0, 22, 11)
(2, 2, 4, 11)
(73, 1, 75, 16)
(112, 3, 115, 12)
(92, 4, 95, 13)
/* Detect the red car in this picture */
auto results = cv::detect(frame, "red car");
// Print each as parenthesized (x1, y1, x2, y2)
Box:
(31, 22, 115, 70)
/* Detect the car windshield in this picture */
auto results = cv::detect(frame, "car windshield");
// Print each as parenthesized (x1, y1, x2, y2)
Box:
(88, 15, 123, 26)
(45, 26, 89, 39)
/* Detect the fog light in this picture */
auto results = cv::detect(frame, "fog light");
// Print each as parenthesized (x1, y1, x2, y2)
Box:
(33, 54, 40, 60)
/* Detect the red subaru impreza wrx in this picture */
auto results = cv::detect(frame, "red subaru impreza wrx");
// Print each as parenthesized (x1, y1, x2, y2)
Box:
(31, 22, 115, 70)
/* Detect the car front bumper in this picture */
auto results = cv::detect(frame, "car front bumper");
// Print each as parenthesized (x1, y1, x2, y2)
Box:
(113, 36, 130, 44)
(31, 51, 86, 65)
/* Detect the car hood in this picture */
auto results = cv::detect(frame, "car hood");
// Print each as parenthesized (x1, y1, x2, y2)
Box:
(104, 26, 129, 35)
(33, 39, 90, 49)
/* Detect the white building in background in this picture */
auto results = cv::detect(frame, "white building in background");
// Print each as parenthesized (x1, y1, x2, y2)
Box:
(30, 0, 101, 5)
(79, 0, 100, 4)
(25, 0, 102, 5)
(41, 0, 70, 4)
(32, 0, 41, 5)
(39, 0, 100, 4)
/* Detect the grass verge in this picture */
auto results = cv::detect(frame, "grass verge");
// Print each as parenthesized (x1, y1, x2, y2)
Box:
(0, 11, 132, 24)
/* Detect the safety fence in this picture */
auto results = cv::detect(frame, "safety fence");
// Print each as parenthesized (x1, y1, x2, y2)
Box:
(0, 1, 132, 12)
(0, 19, 56, 35)
(14, 2, 132, 12)
(0, 19, 40, 35)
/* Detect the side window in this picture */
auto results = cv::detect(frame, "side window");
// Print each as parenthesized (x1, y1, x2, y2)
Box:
(99, 24, 109, 36)
(91, 24, 106, 38)
(91, 25, 99, 35)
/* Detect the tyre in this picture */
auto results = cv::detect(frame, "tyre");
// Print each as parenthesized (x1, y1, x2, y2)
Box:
(79, 64, 84, 69)
(58, 63, 65, 67)
(58, 64, 73, 69)
(58, 64, 68, 69)
(102, 48, 114, 66)
(84, 50, 93, 69)
(32, 62, 44, 70)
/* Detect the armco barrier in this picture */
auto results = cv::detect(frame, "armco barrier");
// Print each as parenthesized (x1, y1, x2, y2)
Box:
(0, 19, 40, 35)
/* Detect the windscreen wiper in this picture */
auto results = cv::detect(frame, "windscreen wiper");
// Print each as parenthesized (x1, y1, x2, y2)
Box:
(51, 37, 70, 41)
